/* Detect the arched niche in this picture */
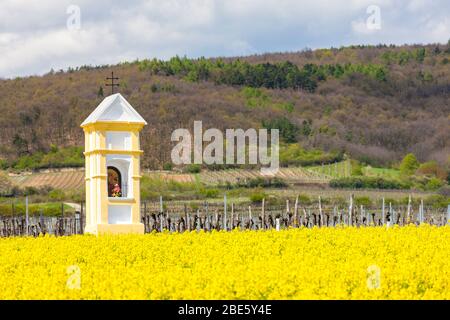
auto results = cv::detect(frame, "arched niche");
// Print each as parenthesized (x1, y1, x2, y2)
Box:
(107, 166, 122, 197)
(106, 155, 132, 198)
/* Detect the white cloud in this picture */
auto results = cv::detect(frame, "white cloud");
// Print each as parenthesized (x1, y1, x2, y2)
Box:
(0, 0, 449, 78)
(228, 40, 255, 56)
(426, 18, 450, 43)
(351, 19, 377, 35)
(0, 26, 118, 76)
(406, 0, 429, 12)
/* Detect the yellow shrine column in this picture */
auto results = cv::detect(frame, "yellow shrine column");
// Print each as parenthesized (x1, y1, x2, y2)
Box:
(80, 93, 147, 235)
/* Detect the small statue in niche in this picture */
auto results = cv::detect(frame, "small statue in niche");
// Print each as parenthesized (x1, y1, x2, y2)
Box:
(111, 184, 122, 197)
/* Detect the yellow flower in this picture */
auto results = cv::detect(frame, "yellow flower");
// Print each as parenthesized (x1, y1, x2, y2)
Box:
(0, 225, 449, 299)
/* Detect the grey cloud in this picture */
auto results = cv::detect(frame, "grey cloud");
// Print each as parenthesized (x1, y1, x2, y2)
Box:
(0, 0, 449, 78)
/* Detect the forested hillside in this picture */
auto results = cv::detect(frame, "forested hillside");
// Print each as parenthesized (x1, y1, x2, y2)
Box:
(0, 43, 449, 170)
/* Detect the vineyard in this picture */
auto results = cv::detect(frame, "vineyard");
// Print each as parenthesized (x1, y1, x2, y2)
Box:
(198, 167, 328, 185)
(1, 198, 448, 237)
(8, 169, 85, 191)
(7, 167, 330, 191)
(308, 160, 351, 178)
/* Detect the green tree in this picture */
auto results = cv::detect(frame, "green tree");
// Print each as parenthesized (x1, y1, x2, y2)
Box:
(12, 134, 29, 156)
(415, 48, 426, 63)
(262, 117, 298, 143)
(425, 178, 444, 191)
(0, 159, 8, 170)
(300, 119, 312, 136)
(399, 153, 419, 175)
(375, 68, 387, 81)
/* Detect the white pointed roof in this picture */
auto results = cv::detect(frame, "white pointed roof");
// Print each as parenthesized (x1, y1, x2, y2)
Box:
(81, 93, 147, 127)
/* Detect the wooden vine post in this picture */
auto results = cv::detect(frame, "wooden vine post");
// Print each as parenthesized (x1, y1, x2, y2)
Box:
(231, 203, 234, 230)
(407, 194, 411, 223)
(25, 196, 29, 236)
(294, 195, 299, 227)
(261, 198, 265, 230)
(348, 194, 353, 226)
(318, 196, 323, 226)
(223, 194, 227, 231)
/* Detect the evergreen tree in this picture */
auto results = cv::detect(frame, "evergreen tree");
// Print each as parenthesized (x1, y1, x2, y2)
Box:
(262, 117, 298, 143)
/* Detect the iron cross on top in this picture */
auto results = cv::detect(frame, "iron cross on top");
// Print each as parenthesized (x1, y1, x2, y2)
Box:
(105, 71, 120, 94)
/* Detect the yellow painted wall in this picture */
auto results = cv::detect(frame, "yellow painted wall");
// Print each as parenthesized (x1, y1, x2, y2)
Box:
(82, 122, 145, 235)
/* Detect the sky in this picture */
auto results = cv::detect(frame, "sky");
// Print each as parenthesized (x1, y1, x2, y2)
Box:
(0, 0, 449, 78)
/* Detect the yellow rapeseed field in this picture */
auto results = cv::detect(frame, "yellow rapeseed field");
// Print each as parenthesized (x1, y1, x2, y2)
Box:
(1, 225, 450, 299)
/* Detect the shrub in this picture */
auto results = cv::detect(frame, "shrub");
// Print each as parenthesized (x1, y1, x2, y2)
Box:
(48, 189, 66, 201)
(329, 177, 410, 190)
(140, 174, 202, 200)
(249, 191, 266, 203)
(272, 177, 287, 188)
(425, 178, 444, 191)
(238, 177, 287, 189)
(279, 143, 343, 167)
(416, 161, 447, 180)
(206, 163, 238, 171)
(246, 177, 266, 188)
(0, 159, 8, 170)
(354, 196, 372, 207)
(297, 194, 312, 205)
(200, 188, 220, 198)
(10, 147, 84, 171)
(40, 146, 84, 168)
(65, 189, 84, 203)
(13, 154, 42, 171)
(424, 195, 450, 209)
(23, 186, 39, 196)
(184, 164, 201, 173)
